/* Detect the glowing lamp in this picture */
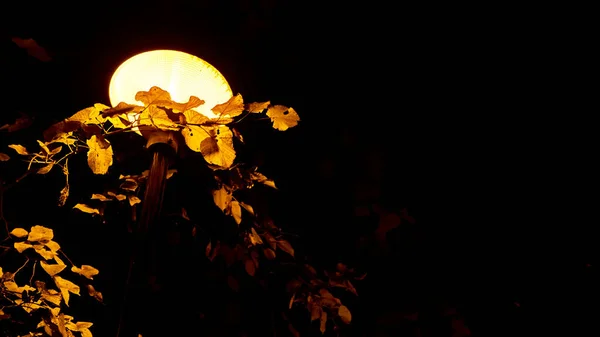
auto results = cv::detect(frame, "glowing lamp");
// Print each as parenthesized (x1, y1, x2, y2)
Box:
(108, 50, 233, 119)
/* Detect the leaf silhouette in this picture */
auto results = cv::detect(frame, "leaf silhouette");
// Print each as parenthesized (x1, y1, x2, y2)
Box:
(266, 105, 300, 131)
(200, 126, 236, 168)
(86, 135, 113, 174)
(246, 101, 270, 113)
(212, 94, 244, 118)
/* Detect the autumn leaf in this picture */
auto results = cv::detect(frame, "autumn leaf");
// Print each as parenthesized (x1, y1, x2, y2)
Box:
(159, 95, 205, 113)
(41, 261, 66, 277)
(249, 228, 264, 245)
(338, 305, 352, 324)
(263, 247, 276, 260)
(28, 225, 54, 242)
(71, 265, 99, 280)
(250, 171, 277, 189)
(0, 153, 9, 161)
(54, 276, 80, 306)
(86, 135, 113, 174)
(266, 105, 300, 131)
(183, 110, 210, 124)
(91, 194, 111, 201)
(229, 200, 242, 225)
(135, 86, 172, 106)
(200, 126, 236, 168)
(148, 105, 179, 130)
(73, 204, 100, 214)
(10, 228, 28, 238)
(8, 144, 28, 155)
(45, 240, 61, 252)
(240, 202, 254, 215)
(277, 240, 295, 257)
(212, 94, 244, 118)
(246, 101, 270, 113)
(311, 305, 322, 321)
(212, 186, 232, 212)
(37, 163, 54, 174)
(182, 125, 211, 152)
(14, 241, 33, 253)
(128, 195, 141, 206)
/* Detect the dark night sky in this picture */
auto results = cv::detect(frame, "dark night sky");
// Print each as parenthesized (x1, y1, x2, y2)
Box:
(1, 1, 597, 337)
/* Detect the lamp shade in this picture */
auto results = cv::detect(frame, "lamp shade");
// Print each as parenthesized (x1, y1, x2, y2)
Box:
(108, 50, 233, 119)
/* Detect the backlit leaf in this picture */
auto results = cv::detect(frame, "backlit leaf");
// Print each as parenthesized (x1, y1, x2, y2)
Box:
(14, 241, 32, 253)
(159, 95, 205, 113)
(181, 125, 211, 152)
(45, 240, 61, 252)
(266, 105, 300, 131)
(200, 126, 236, 168)
(135, 86, 172, 106)
(249, 228, 263, 245)
(148, 105, 178, 131)
(128, 195, 141, 206)
(28, 225, 54, 242)
(54, 276, 80, 306)
(91, 194, 111, 201)
(73, 204, 100, 214)
(37, 163, 54, 174)
(10, 228, 28, 238)
(86, 135, 113, 174)
(246, 101, 270, 113)
(41, 261, 66, 276)
(183, 110, 210, 124)
(8, 144, 28, 155)
(240, 202, 254, 215)
(71, 265, 99, 280)
(212, 186, 231, 212)
(212, 94, 244, 118)
(229, 200, 242, 225)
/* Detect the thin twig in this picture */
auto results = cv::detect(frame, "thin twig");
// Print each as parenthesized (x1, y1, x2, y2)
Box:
(29, 261, 36, 285)
(14, 258, 29, 275)
(59, 250, 75, 266)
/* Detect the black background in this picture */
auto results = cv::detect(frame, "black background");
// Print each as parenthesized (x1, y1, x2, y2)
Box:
(1, 1, 597, 337)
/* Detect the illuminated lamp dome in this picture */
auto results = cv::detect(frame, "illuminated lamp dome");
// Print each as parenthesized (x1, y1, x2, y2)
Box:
(108, 50, 232, 119)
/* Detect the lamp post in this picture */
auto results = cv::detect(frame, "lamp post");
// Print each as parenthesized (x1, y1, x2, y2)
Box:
(108, 50, 232, 337)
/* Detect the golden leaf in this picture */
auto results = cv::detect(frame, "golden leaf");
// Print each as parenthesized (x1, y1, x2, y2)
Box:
(37, 140, 50, 154)
(148, 105, 179, 131)
(277, 240, 295, 257)
(246, 101, 270, 113)
(183, 110, 209, 124)
(229, 200, 242, 225)
(91, 194, 111, 201)
(37, 163, 54, 174)
(240, 202, 254, 215)
(159, 95, 205, 113)
(166, 169, 177, 179)
(200, 126, 236, 168)
(266, 105, 300, 131)
(54, 276, 80, 306)
(42, 291, 62, 306)
(58, 184, 69, 207)
(8, 144, 28, 155)
(41, 261, 66, 276)
(28, 225, 54, 242)
(0, 153, 9, 161)
(338, 305, 352, 324)
(250, 171, 277, 189)
(45, 240, 61, 252)
(212, 186, 232, 212)
(128, 195, 141, 206)
(320, 311, 328, 334)
(35, 246, 56, 260)
(14, 241, 32, 253)
(86, 135, 113, 174)
(71, 265, 99, 280)
(249, 228, 263, 245)
(10, 228, 28, 238)
(211, 94, 244, 118)
(244, 258, 256, 276)
(73, 204, 100, 214)
(135, 86, 172, 106)
(181, 125, 212, 152)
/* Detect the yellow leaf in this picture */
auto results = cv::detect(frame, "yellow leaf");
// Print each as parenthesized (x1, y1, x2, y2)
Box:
(28, 225, 54, 242)
(212, 186, 231, 212)
(249, 228, 263, 245)
(14, 241, 33, 253)
(42, 291, 62, 306)
(266, 105, 300, 131)
(37, 163, 54, 174)
(49, 145, 62, 156)
(135, 86, 172, 106)
(107, 191, 127, 201)
(86, 135, 113, 174)
(37, 140, 50, 154)
(51, 132, 77, 146)
(45, 240, 61, 252)
(35, 246, 56, 260)
(10, 228, 28, 238)
(320, 311, 328, 334)
(71, 265, 99, 280)
(0, 152, 10, 161)
(277, 240, 295, 257)
(76, 322, 93, 330)
(338, 305, 352, 324)
(8, 144, 28, 155)
(41, 261, 66, 276)
(148, 105, 179, 131)
(73, 204, 100, 214)
(200, 126, 236, 168)
(159, 95, 205, 113)
(54, 276, 80, 306)
(240, 202, 254, 215)
(91, 194, 111, 201)
(128, 195, 141, 206)
(183, 110, 209, 124)
(181, 125, 212, 152)
(211, 94, 244, 118)
(229, 200, 242, 225)
(246, 101, 270, 113)
(166, 169, 177, 179)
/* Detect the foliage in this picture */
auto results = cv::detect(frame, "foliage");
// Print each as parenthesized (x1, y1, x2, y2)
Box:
(0, 86, 362, 336)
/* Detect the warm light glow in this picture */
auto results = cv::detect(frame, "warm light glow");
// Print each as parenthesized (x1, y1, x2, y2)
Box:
(109, 50, 233, 119)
